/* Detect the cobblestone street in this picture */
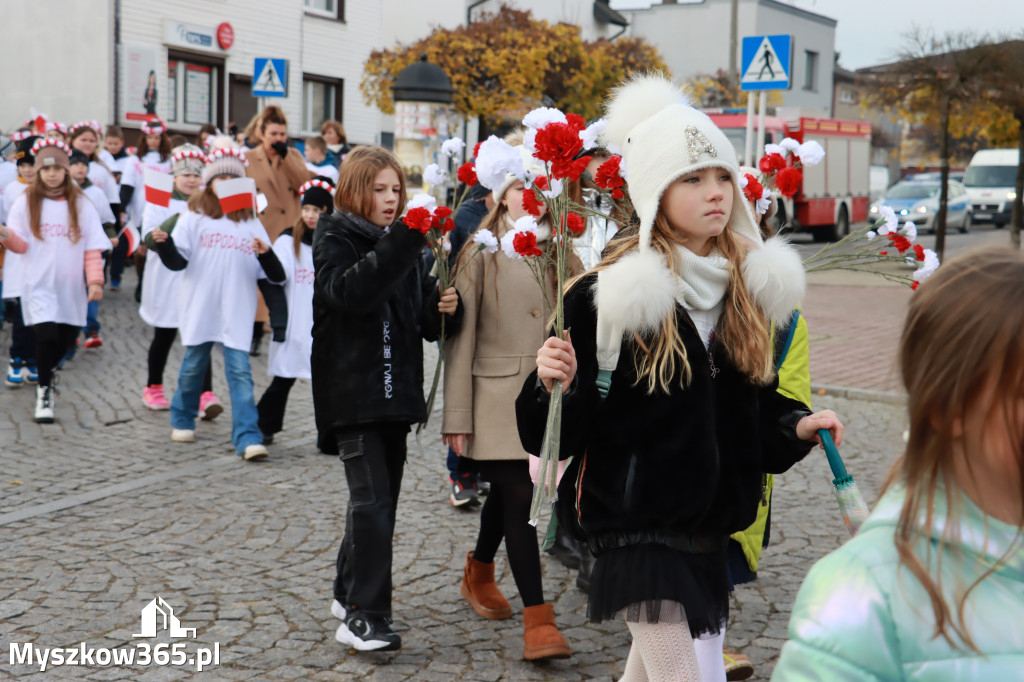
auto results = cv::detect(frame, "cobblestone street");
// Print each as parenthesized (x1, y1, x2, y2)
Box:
(1, 267, 909, 681)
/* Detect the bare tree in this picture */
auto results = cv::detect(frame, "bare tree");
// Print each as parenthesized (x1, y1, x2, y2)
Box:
(862, 29, 994, 260)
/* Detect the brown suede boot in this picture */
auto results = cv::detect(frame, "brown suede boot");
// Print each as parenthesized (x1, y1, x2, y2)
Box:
(460, 551, 512, 619)
(522, 603, 571, 661)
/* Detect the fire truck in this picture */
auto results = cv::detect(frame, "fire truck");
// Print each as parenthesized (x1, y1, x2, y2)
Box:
(706, 112, 872, 241)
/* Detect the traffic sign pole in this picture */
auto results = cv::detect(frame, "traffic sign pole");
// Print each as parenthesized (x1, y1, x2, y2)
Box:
(744, 92, 755, 166)
(757, 92, 767, 162)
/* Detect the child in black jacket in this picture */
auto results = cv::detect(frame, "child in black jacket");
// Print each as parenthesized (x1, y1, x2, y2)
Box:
(516, 75, 844, 681)
(311, 146, 461, 652)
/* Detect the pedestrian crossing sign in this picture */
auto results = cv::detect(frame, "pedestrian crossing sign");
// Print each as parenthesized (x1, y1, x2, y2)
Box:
(252, 58, 288, 98)
(741, 35, 792, 91)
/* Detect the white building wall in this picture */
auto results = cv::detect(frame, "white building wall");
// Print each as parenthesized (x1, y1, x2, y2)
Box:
(120, 0, 305, 136)
(624, 0, 835, 115)
(0, 0, 113, 131)
(301, 3, 384, 144)
(1, 0, 382, 144)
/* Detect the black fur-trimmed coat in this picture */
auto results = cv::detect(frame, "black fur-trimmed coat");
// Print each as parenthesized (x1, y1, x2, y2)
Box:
(515, 272, 813, 546)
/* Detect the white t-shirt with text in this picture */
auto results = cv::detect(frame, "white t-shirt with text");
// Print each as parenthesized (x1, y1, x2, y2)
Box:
(6, 194, 110, 326)
(171, 210, 274, 352)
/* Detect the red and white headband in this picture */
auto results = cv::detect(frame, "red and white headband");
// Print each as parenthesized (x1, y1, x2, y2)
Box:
(141, 119, 167, 135)
(300, 179, 334, 196)
(11, 130, 35, 142)
(31, 138, 72, 156)
(172, 149, 207, 164)
(207, 148, 249, 167)
(45, 121, 68, 134)
(69, 120, 102, 135)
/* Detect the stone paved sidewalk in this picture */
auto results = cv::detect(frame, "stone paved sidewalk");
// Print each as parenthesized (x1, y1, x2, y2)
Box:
(1, 268, 907, 681)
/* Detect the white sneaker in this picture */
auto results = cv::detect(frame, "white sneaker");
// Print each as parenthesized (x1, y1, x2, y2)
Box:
(331, 600, 347, 620)
(34, 386, 54, 423)
(171, 428, 196, 442)
(241, 444, 268, 461)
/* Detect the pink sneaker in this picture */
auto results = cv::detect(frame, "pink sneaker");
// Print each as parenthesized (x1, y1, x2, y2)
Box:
(143, 385, 170, 410)
(199, 391, 223, 421)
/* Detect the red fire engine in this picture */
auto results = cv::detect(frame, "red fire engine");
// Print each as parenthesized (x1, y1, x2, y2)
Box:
(706, 112, 872, 241)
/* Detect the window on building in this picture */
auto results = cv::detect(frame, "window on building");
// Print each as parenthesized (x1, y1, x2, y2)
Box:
(167, 61, 178, 123)
(166, 53, 223, 129)
(804, 51, 819, 92)
(839, 89, 856, 105)
(304, 0, 344, 20)
(302, 75, 343, 134)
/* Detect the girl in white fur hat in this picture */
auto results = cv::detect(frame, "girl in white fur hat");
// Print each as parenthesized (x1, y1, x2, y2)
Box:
(515, 74, 844, 681)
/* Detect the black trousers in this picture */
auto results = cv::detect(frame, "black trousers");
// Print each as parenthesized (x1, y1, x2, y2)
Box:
(33, 322, 78, 387)
(256, 376, 296, 435)
(109, 231, 129, 284)
(148, 327, 212, 391)
(7, 299, 36, 362)
(333, 422, 409, 617)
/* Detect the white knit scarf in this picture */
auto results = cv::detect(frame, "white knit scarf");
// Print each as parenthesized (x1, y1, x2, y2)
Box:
(673, 244, 730, 311)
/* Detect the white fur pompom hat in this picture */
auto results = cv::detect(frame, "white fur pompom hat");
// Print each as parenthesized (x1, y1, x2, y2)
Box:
(596, 73, 805, 330)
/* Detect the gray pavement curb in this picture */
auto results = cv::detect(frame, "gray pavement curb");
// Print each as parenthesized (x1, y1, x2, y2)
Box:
(811, 383, 907, 405)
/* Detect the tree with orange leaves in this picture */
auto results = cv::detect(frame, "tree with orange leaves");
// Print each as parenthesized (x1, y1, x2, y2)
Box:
(360, 5, 668, 126)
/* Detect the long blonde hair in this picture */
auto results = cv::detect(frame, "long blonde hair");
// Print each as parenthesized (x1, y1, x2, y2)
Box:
(886, 246, 1024, 651)
(572, 209, 773, 394)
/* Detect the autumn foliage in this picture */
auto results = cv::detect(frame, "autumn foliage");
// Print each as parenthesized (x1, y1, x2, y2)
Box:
(360, 5, 669, 124)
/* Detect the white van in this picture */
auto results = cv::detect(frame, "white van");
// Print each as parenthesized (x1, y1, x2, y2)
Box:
(964, 149, 1019, 227)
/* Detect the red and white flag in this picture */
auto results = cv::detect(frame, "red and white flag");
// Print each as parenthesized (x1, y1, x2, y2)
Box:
(144, 168, 174, 207)
(214, 177, 256, 214)
(121, 223, 141, 256)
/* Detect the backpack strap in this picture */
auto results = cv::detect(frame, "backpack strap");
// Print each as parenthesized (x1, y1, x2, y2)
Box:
(595, 270, 623, 400)
(773, 309, 801, 373)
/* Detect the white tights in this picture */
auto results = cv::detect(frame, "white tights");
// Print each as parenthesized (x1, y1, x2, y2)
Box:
(620, 604, 703, 682)
(692, 626, 726, 682)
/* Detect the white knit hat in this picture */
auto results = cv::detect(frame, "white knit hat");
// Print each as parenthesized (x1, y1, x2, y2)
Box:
(203, 139, 248, 184)
(601, 74, 761, 253)
(594, 74, 805, 332)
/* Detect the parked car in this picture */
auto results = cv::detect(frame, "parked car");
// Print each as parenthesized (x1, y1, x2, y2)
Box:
(964, 149, 1019, 228)
(869, 179, 971, 233)
(906, 171, 965, 184)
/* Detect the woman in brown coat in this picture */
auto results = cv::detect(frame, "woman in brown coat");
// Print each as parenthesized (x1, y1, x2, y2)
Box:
(244, 105, 313, 352)
(442, 139, 581, 663)
(244, 105, 313, 242)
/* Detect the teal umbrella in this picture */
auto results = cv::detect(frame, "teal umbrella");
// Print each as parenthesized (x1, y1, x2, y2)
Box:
(819, 429, 870, 535)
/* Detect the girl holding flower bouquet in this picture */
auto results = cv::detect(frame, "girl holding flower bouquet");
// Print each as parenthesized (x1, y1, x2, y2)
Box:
(311, 146, 462, 653)
(442, 134, 582, 662)
(516, 74, 843, 681)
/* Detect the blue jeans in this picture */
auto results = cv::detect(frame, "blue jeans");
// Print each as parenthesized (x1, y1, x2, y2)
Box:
(170, 342, 262, 455)
(83, 300, 100, 335)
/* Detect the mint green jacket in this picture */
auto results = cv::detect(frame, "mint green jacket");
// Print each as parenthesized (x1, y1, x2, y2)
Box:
(772, 484, 1024, 681)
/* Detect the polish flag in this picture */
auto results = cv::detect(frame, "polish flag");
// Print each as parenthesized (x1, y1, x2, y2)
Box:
(121, 223, 141, 256)
(144, 168, 174, 207)
(215, 177, 256, 214)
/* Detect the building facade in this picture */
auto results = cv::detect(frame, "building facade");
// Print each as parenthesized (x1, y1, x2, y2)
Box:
(0, 0, 384, 144)
(621, 0, 837, 116)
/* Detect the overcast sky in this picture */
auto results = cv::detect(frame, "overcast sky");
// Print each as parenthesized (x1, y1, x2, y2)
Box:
(609, 0, 1024, 69)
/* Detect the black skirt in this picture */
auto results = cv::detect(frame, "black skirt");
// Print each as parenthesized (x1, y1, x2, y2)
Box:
(586, 541, 730, 638)
(475, 459, 530, 485)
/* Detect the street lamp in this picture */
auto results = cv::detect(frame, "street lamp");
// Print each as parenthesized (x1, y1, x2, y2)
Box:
(391, 55, 454, 195)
